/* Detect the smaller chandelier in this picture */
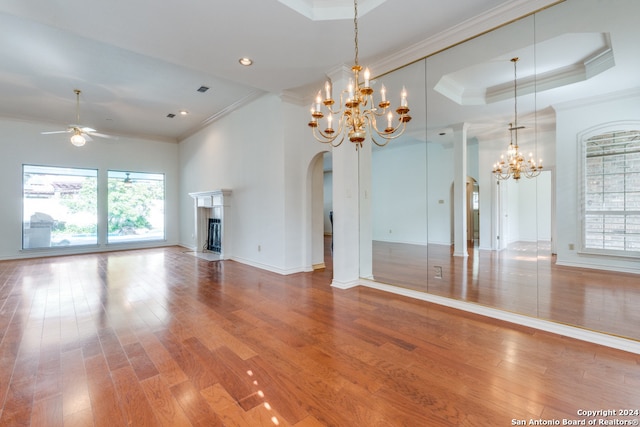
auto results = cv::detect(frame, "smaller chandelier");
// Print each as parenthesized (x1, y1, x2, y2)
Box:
(308, 0, 411, 149)
(492, 58, 543, 180)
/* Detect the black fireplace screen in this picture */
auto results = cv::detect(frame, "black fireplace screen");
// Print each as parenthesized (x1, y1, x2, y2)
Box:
(207, 218, 221, 252)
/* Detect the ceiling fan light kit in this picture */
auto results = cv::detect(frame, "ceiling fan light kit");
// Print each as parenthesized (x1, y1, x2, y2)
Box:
(70, 130, 86, 147)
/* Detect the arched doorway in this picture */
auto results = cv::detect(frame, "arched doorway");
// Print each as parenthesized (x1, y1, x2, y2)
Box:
(304, 151, 332, 271)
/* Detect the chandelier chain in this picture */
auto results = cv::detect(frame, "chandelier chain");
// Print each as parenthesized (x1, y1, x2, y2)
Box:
(353, 0, 359, 66)
(513, 58, 518, 132)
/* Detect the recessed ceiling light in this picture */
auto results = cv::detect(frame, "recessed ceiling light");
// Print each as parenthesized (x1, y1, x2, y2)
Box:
(197, 86, 209, 93)
(179, 110, 189, 116)
(167, 113, 176, 118)
(239, 57, 253, 66)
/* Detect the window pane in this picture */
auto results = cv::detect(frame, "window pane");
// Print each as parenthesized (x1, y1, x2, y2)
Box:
(603, 233, 625, 250)
(628, 153, 640, 173)
(627, 173, 640, 189)
(604, 173, 624, 192)
(626, 191, 640, 209)
(585, 192, 603, 210)
(627, 215, 640, 233)
(626, 234, 640, 251)
(603, 192, 624, 210)
(603, 155, 626, 173)
(107, 171, 165, 243)
(603, 215, 625, 233)
(585, 235, 603, 249)
(23, 165, 98, 248)
(585, 157, 602, 175)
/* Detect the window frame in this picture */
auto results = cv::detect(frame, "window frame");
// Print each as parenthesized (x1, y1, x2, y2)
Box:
(22, 164, 99, 250)
(580, 124, 640, 258)
(106, 170, 166, 245)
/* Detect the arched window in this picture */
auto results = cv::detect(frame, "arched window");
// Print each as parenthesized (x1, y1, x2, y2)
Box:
(582, 129, 640, 256)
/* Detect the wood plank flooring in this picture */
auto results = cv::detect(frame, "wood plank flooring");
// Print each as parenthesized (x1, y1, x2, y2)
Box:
(1, 243, 639, 426)
(372, 240, 640, 341)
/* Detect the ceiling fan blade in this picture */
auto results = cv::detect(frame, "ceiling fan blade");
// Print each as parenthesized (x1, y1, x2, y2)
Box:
(84, 134, 93, 142)
(87, 131, 117, 139)
(80, 127, 96, 133)
(41, 130, 71, 135)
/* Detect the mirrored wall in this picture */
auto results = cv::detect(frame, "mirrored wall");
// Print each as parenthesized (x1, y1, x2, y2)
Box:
(365, 0, 640, 341)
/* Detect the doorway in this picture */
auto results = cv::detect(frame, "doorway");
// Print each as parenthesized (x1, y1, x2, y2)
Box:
(467, 177, 479, 247)
(494, 170, 552, 250)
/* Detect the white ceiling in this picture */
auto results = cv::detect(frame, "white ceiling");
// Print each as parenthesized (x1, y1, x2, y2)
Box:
(0, 0, 541, 143)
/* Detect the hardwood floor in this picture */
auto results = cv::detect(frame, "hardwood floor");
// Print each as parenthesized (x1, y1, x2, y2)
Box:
(372, 240, 640, 341)
(1, 244, 639, 426)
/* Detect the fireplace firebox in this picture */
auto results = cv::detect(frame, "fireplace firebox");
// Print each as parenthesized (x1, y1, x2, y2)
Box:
(207, 218, 222, 252)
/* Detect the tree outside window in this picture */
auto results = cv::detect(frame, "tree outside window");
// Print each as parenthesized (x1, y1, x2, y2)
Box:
(107, 171, 165, 243)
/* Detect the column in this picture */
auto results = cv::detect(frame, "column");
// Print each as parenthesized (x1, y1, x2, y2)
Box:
(328, 65, 361, 288)
(452, 123, 469, 257)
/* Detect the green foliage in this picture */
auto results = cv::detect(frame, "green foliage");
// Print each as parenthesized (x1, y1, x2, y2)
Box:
(107, 178, 163, 234)
(58, 175, 164, 236)
(60, 176, 97, 213)
(56, 176, 98, 235)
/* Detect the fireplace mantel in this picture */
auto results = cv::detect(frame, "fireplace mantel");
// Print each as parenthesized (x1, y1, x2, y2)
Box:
(189, 189, 231, 259)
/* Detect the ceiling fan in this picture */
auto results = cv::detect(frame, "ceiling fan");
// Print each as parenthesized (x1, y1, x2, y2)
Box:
(41, 89, 116, 147)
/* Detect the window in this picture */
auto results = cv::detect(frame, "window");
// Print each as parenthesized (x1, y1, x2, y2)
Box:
(583, 130, 640, 256)
(23, 165, 98, 249)
(107, 171, 165, 243)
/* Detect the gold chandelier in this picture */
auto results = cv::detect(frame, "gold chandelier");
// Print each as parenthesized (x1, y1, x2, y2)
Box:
(307, 0, 411, 149)
(492, 57, 543, 180)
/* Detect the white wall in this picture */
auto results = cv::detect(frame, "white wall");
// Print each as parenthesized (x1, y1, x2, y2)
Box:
(282, 99, 322, 271)
(427, 142, 454, 245)
(0, 117, 179, 260)
(178, 94, 285, 270)
(178, 93, 324, 274)
(372, 142, 428, 245)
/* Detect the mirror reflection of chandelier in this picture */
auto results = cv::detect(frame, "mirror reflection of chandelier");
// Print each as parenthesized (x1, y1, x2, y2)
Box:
(307, 0, 411, 149)
(492, 57, 543, 180)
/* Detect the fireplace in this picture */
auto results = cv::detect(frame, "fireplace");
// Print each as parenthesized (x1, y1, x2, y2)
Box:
(188, 189, 231, 259)
(207, 218, 221, 252)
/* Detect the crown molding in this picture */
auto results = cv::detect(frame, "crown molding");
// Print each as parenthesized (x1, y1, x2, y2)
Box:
(178, 90, 266, 141)
(371, 0, 564, 77)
